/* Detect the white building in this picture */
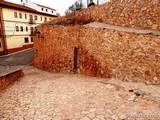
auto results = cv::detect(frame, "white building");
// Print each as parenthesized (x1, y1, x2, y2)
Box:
(0, 0, 58, 55)
(20, 0, 58, 16)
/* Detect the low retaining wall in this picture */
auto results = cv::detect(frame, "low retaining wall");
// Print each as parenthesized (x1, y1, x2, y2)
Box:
(0, 69, 23, 91)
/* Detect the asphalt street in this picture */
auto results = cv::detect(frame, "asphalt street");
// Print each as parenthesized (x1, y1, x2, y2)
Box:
(0, 49, 34, 66)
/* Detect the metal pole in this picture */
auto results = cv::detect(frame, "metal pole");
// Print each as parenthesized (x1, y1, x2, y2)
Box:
(87, 0, 89, 7)
(81, 0, 82, 8)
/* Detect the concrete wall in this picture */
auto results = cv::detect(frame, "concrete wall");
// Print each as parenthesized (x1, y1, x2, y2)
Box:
(34, 25, 160, 84)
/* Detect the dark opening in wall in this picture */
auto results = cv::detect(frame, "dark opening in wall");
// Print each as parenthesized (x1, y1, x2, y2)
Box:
(88, 2, 95, 7)
(31, 37, 34, 42)
(14, 12, 18, 18)
(26, 27, 28, 32)
(44, 17, 47, 21)
(24, 37, 29, 43)
(20, 26, 23, 32)
(16, 26, 19, 32)
(19, 13, 22, 18)
(74, 47, 78, 73)
(25, 14, 27, 19)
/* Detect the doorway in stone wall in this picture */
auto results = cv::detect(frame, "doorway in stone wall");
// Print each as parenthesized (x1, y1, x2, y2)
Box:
(74, 47, 78, 73)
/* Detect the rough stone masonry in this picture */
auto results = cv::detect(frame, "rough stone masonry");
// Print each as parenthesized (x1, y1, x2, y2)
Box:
(34, 0, 160, 85)
(44, 0, 160, 31)
(0, 67, 23, 91)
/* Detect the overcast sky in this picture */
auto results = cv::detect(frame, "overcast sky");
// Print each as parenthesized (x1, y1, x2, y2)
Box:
(5, 0, 78, 15)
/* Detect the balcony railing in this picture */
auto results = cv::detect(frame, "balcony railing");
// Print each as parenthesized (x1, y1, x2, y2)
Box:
(65, 0, 110, 14)
(30, 27, 37, 36)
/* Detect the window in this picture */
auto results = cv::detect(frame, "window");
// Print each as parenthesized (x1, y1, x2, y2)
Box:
(31, 37, 34, 42)
(44, 17, 47, 22)
(52, 11, 53, 13)
(14, 12, 18, 18)
(30, 27, 34, 34)
(41, 17, 42, 21)
(20, 26, 23, 32)
(46, 9, 48, 12)
(24, 37, 29, 43)
(30, 15, 33, 19)
(26, 27, 28, 32)
(19, 13, 22, 18)
(30, 27, 34, 31)
(0, 42, 2, 48)
(16, 26, 19, 32)
(50, 18, 52, 21)
(42, 8, 44, 11)
(25, 14, 27, 19)
(34, 16, 37, 20)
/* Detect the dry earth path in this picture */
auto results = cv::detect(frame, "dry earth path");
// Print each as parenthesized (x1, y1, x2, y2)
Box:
(0, 66, 160, 120)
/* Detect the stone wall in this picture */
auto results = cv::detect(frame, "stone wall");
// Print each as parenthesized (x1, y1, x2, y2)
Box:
(34, 25, 111, 77)
(79, 27, 160, 84)
(0, 70, 23, 91)
(34, 26, 78, 73)
(34, 25, 160, 84)
(34, 0, 160, 84)
(46, 0, 160, 31)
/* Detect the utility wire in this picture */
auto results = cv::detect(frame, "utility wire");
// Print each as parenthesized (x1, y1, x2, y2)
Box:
(5, 36, 34, 39)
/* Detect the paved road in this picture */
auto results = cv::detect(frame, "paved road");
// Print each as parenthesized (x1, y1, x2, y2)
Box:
(0, 49, 34, 66)
(0, 66, 160, 120)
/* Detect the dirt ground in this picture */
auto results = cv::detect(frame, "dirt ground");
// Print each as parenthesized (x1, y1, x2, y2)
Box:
(0, 66, 160, 120)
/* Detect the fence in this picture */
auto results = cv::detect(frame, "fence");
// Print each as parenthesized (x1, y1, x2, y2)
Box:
(65, 0, 110, 14)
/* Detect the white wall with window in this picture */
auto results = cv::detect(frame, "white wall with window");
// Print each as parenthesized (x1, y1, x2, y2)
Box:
(21, 0, 57, 16)
(2, 8, 56, 50)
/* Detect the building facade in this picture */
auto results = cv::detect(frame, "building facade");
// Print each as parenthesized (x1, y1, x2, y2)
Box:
(20, 0, 58, 16)
(0, 1, 58, 55)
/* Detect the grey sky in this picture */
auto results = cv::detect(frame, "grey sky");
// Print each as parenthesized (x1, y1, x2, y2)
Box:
(5, 0, 78, 15)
